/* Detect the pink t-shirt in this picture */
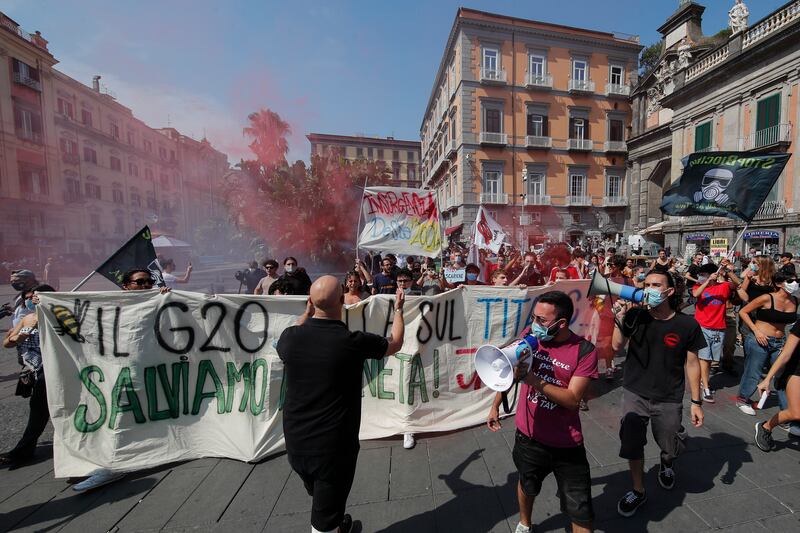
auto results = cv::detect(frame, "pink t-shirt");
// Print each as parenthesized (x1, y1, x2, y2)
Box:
(514, 332, 598, 448)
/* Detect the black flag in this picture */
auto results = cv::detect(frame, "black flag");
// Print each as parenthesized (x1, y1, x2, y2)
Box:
(96, 226, 163, 288)
(660, 152, 790, 222)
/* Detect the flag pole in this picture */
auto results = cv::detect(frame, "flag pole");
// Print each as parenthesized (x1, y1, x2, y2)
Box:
(727, 223, 749, 260)
(354, 174, 369, 261)
(71, 271, 95, 292)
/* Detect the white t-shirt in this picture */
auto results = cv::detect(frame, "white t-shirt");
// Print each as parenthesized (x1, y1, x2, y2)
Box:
(162, 272, 178, 289)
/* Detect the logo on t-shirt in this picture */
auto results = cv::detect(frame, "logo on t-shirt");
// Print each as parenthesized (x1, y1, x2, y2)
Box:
(663, 333, 680, 348)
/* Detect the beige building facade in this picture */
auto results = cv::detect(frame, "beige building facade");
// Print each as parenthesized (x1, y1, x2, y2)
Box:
(0, 12, 228, 264)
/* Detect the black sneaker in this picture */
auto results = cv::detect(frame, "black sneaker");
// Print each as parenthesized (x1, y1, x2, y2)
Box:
(658, 460, 675, 490)
(702, 388, 715, 404)
(617, 490, 647, 517)
(755, 422, 775, 452)
(339, 514, 354, 533)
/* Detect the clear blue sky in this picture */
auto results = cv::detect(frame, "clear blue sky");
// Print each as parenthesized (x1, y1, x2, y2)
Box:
(7, 0, 786, 162)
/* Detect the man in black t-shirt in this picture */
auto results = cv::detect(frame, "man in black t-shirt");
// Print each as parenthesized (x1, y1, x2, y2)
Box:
(611, 270, 706, 518)
(779, 252, 797, 280)
(277, 276, 406, 533)
(684, 253, 703, 304)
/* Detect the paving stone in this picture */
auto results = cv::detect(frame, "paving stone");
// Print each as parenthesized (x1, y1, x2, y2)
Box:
(0, 479, 66, 531)
(429, 447, 493, 494)
(264, 511, 311, 533)
(354, 495, 436, 532)
(764, 481, 800, 512)
(433, 487, 511, 532)
(348, 447, 390, 505)
(758, 512, 800, 533)
(388, 443, 432, 500)
(271, 470, 312, 516)
(596, 503, 708, 533)
(219, 455, 292, 522)
(165, 459, 254, 528)
(688, 489, 790, 528)
(703, 520, 768, 532)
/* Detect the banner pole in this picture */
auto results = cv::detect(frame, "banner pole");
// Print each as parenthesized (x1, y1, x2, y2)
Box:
(71, 271, 95, 292)
(354, 174, 369, 261)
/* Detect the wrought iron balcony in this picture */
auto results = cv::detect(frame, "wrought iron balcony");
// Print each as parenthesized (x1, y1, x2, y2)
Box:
(753, 200, 786, 220)
(523, 195, 551, 206)
(606, 83, 631, 97)
(565, 195, 593, 206)
(568, 138, 593, 151)
(480, 193, 509, 205)
(739, 124, 792, 151)
(526, 73, 553, 89)
(526, 136, 552, 149)
(568, 79, 595, 93)
(480, 132, 508, 145)
(12, 72, 42, 92)
(480, 68, 507, 84)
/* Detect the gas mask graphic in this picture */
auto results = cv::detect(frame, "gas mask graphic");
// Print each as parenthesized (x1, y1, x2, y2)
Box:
(693, 168, 733, 205)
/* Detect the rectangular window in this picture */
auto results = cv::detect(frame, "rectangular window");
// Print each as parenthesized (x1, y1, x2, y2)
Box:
(530, 55, 545, 79)
(609, 119, 624, 142)
(609, 65, 624, 86)
(90, 214, 101, 233)
(572, 60, 587, 81)
(407, 151, 415, 161)
(19, 166, 47, 195)
(528, 173, 544, 196)
(569, 174, 586, 197)
(377, 148, 384, 160)
(607, 175, 622, 197)
(81, 109, 92, 127)
(60, 138, 78, 154)
(127, 131, 135, 145)
(85, 183, 101, 200)
(527, 114, 547, 136)
(13, 105, 42, 142)
(130, 192, 141, 207)
(144, 140, 153, 153)
(485, 108, 501, 133)
(393, 150, 400, 160)
(392, 162, 401, 181)
(170, 150, 176, 161)
(484, 170, 501, 195)
(756, 93, 780, 131)
(110, 156, 122, 171)
(159, 147, 167, 159)
(482, 48, 498, 72)
(57, 98, 74, 119)
(113, 189, 124, 204)
(367, 147, 373, 159)
(408, 165, 417, 182)
(83, 147, 97, 164)
(694, 121, 712, 151)
(110, 123, 119, 139)
(356, 147, 364, 158)
(570, 118, 586, 140)
(129, 163, 138, 177)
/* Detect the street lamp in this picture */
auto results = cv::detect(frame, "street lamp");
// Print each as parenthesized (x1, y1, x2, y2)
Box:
(520, 166, 528, 248)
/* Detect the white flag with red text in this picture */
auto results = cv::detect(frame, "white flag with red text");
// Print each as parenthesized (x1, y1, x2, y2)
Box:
(472, 205, 506, 253)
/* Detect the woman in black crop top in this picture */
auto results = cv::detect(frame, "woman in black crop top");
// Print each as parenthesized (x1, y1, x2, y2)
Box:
(756, 315, 800, 448)
(736, 273, 798, 417)
(737, 256, 776, 304)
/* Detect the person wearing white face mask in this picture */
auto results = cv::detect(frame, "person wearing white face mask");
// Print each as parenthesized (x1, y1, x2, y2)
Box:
(611, 270, 705, 517)
(736, 273, 799, 422)
(277, 256, 313, 295)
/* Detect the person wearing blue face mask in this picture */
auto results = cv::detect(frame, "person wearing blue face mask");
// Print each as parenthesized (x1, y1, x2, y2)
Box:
(611, 270, 706, 517)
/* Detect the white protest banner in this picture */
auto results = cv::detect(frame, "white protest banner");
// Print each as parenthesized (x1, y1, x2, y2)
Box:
(38, 281, 596, 477)
(358, 186, 443, 258)
(443, 267, 466, 284)
(473, 205, 507, 253)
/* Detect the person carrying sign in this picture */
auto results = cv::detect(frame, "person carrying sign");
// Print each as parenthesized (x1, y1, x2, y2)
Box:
(277, 277, 406, 533)
(486, 291, 598, 533)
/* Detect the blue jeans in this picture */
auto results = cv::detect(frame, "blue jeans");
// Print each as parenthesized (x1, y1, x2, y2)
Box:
(739, 334, 788, 409)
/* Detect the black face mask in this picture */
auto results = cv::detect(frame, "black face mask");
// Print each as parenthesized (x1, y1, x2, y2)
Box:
(11, 281, 27, 291)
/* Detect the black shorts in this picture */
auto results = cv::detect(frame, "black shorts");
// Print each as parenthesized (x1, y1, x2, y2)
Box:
(512, 430, 594, 524)
(288, 449, 359, 531)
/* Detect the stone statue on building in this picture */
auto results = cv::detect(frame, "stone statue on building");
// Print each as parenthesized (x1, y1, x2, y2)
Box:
(647, 87, 662, 117)
(729, 0, 749, 34)
(677, 37, 692, 69)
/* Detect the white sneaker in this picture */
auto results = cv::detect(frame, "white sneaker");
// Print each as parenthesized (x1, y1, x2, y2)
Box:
(514, 523, 533, 533)
(72, 469, 126, 493)
(403, 433, 416, 450)
(737, 400, 756, 416)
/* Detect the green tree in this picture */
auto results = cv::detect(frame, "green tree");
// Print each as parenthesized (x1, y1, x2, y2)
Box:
(639, 41, 664, 78)
(225, 109, 393, 269)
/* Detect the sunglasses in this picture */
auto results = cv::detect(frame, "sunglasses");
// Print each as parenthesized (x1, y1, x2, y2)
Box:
(131, 278, 154, 287)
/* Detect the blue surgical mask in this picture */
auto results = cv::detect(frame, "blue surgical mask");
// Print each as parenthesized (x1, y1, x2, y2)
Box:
(636, 273, 646, 281)
(466, 272, 478, 281)
(25, 299, 35, 311)
(531, 319, 563, 342)
(750, 263, 758, 272)
(645, 287, 668, 307)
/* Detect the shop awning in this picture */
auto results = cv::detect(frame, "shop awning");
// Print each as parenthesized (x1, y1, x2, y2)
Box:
(743, 230, 779, 239)
(445, 224, 463, 236)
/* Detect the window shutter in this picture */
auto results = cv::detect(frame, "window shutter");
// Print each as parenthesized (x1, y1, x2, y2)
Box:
(542, 117, 548, 137)
(13, 107, 22, 129)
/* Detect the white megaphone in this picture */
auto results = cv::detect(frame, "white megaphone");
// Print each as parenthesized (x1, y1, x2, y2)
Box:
(475, 335, 539, 392)
(586, 269, 646, 303)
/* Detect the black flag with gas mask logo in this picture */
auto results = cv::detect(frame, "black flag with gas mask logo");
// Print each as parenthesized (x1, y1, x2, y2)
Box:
(660, 152, 790, 222)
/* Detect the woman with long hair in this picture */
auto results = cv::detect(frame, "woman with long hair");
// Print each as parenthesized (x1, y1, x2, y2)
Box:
(736, 273, 798, 416)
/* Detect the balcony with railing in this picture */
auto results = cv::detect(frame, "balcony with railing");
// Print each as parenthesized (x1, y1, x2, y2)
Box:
(568, 79, 595, 93)
(62, 152, 80, 165)
(12, 71, 42, 92)
(480, 132, 508, 145)
(753, 200, 787, 220)
(686, 43, 730, 81)
(446, 138, 457, 157)
(565, 195, 593, 206)
(603, 196, 628, 207)
(604, 140, 628, 153)
(526, 73, 553, 89)
(526, 135, 552, 149)
(743, 1, 800, 49)
(480, 68, 507, 84)
(606, 83, 631, 97)
(739, 124, 792, 151)
(568, 138, 593, 151)
(480, 193, 509, 205)
(16, 129, 43, 144)
(523, 195, 551, 206)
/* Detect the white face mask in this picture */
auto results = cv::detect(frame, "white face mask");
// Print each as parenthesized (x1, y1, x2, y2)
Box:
(285, 265, 295, 274)
(784, 281, 799, 295)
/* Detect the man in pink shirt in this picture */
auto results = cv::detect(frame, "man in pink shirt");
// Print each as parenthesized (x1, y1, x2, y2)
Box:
(487, 291, 598, 533)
